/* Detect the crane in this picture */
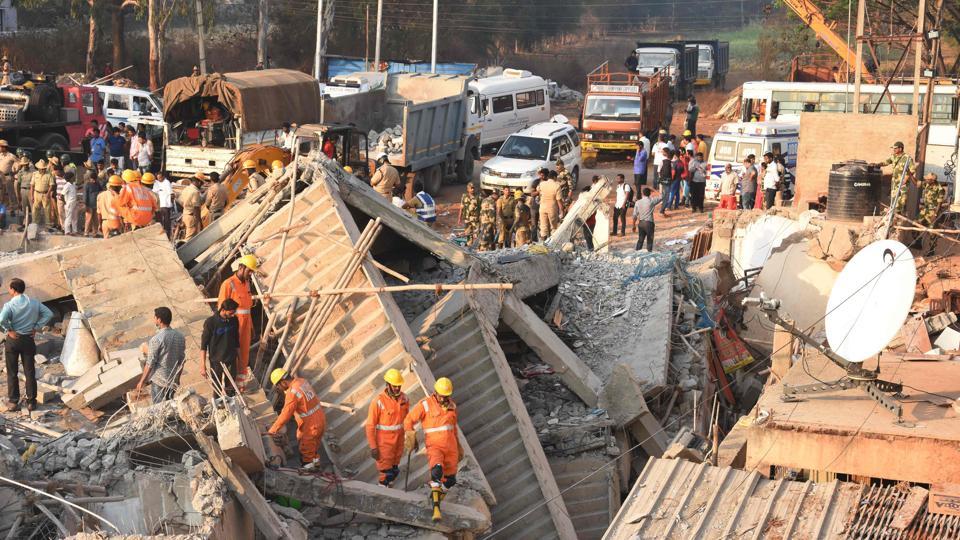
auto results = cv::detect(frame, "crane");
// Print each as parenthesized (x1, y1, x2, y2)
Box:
(781, 0, 875, 82)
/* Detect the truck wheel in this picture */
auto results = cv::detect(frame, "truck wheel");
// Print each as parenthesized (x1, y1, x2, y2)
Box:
(424, 165, 443, 195)
(456, 152, 475, 184)
(583, 157, 597, 169)
(39, 133, 69, 152)
(572, 166, 580, 189)
(29, 84, 61, 123)
(17, 137, 40, 158)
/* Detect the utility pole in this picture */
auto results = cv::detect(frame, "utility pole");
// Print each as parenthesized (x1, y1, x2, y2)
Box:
(313, 0, 324, 79)
(195, 0, 207, 74)
(257, 0, 268, 67)
(910, 0, 926, 114)
(430, 0, 438, 73)
(365, 4, 370, 68)
(374, 0, 383, 72)
(852, 0, 866, 113)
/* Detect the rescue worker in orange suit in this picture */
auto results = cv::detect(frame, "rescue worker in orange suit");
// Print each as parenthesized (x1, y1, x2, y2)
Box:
(404, 377, 462, 521)
(113, 169, 156, 230)
(218, 254, 258, 391)
(366, 369, 409, 487)
(267, 368, 326, 470)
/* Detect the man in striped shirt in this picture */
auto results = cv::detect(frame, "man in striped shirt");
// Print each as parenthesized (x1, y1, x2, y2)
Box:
(135, 307, 186, 404)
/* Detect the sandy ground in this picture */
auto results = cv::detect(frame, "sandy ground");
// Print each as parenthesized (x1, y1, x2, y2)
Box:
(431, 88, 733, 253)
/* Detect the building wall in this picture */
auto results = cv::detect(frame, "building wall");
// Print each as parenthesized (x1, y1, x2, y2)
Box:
(794, 112, 917, 210)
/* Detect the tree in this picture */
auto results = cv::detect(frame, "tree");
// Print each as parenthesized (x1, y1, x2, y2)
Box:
(146, 0, 183, 89)
(111, 0, 140, 70)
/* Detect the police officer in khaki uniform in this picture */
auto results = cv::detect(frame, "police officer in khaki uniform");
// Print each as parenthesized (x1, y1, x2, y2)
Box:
(537, 171, 564, 240)
(512, 190, 532, 247)
(458, 183, 481, 244)
(478, 191, 498, 251)
(14, 156, 32, 216)
(918, 172, 946, 255)
(30, 160, 54, 227)
(370, 153, 400, 199)
(178, 173, 204, 240)
(496, 186, 516, 248)
(555, 159, 575, 214)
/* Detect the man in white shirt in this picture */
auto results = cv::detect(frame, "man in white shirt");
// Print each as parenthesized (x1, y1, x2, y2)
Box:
(152, 171, 174, 237)
(279, 122, 296, 151)
(688, 152, 707, 213)
(652, 134, 669, 173)
(61, 173, 79, 235)
(136, 133, 153, 173)
(762, 152, 784, 209)
(612, 174, 633, 236)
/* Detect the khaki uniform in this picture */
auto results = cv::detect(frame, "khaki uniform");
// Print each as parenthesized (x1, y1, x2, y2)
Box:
(205, 182, 228, 221)
(31, 171, 54, 227)
(370, 163, 401, 199)
(247, 172, 265, 192)
(557, 169, 574, 208)
(496, 196, 517, 248)
(537, 179, 563, 239)
(460, 192, 481, 243)
(882, 153, 916, 214)
(513, 201, 532, 246)
(478, 196, 497, 251)
(97, 189, 121, 237)
(919, 180, 946, 254)
(15, 166, 33, 212)
(178, 183, 203, 239)
(0, 152, 16, 211)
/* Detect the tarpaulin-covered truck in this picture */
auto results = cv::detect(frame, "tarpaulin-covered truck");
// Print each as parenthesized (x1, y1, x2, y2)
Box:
(141, 69, 322, 178)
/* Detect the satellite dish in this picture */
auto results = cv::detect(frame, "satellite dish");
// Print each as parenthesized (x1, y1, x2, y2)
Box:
(825, 240, 916, 363)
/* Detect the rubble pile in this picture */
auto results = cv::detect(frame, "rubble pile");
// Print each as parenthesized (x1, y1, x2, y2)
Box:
(368, 125, 405, 158)
(388, 256, 467, 321)
(549, 84, 584, 102)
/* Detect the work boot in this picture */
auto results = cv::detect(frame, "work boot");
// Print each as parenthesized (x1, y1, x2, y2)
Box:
(3, 401, 18, 412)
(301, 459, 321, 472)
(24, 401, 35, 412)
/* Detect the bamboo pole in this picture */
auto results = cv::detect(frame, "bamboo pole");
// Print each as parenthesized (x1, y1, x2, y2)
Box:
(259, 299, 298, 387)
(196, 282, 512, 302)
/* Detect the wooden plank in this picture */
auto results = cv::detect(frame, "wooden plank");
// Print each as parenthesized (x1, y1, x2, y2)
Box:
(501, 291, 602, 406)
(263, 469, 491, 533)
(176, 392, 287, 540)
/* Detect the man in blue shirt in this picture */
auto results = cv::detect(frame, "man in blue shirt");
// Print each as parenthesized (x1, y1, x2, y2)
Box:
(0, 278, 53, 411)
(106, 127, 127, 170)
(89, 131, 107, 166)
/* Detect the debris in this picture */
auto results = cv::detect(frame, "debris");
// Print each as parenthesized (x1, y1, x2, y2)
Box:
(59, 312, 100, 377)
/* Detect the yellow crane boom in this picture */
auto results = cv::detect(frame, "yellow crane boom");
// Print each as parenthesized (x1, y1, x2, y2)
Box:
(782, 0, 875, 82)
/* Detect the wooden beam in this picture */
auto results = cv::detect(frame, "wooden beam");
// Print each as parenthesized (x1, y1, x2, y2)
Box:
(176, 392, 288, 540)
(262, 469, 491, 533)
(333, 171, 481, 268)
(501, 292, 602, 406)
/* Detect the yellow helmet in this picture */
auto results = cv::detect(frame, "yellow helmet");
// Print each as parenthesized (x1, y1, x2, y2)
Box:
(107, 175, 123, 187)
(514, 189, 523, 200)
(272, 160, 284, 171)
(683, 129, 693, 137)
(237, 254, 259, 271)
(270, 368, 288, 386)
(121, 169, 138, 183)
(434, 377, 453, 397)
(243, 159, 257, 169)
(141, 172, 156, 185)
(343, 166, 353, 174)
(384, 368, 404, 387)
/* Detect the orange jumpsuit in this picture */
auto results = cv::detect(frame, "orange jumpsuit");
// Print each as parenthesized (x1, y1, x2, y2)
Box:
(267, 377, 326, 463)
(113, 181, 157, 227)
(218, 274, 253, 383)
(365, 389, 409, 483)
(404, 394, 460, 480)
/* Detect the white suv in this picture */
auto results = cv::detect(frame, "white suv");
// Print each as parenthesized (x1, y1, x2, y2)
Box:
(480, 120, 581, 193)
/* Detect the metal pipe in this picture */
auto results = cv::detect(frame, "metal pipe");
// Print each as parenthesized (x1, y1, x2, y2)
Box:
(431, 0, 438, 73)
(313, 0, 325, 80)
(373, 0, 383, 71)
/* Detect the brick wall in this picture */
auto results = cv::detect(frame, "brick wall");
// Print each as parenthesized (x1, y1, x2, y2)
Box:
(794, 112, 918, 209)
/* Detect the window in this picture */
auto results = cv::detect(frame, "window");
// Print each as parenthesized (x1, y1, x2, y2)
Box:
(107, 94, 130, 111)
(738, 142, 761, 161)
(714, 140, 737, 161)
(82, 92, 94, 115)
(516, 90, 544, 110)
(498, 136, 548, 160)
(931, 95, 958, 125)
(133, 96, 158, 114)
(771, 142, 782, 156)
(492, 95, 514, 114)
(469, 93, 478, 115)
(567, 131, 580, 146)
(551, 136, 572, 159)
(584, 96, 642, 120)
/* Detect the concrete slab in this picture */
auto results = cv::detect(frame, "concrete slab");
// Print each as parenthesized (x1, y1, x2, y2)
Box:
(747, 352, 960, 484)
(550, 455, 619, 540)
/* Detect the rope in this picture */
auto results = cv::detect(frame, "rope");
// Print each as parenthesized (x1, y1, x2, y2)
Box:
(623, 251, 715, 328)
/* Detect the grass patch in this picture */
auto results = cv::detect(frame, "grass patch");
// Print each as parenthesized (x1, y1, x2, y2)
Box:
(686, 23, 763, 62)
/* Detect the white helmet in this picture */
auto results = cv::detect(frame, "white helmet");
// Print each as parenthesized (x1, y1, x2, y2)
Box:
(376, 152, 389, 163)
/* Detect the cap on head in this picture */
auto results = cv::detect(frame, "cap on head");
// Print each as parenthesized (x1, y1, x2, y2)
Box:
(242, 159, 257, 169)
(383, 368, 404, 387)
(377, 152, 389, 163)
(514, 189, 523, 199)
(18, 156, 29, 165)
(35, 159, 48, 170)
(193, 171, 207, 182)
(683, 130, 692, 137)
(892, 141, 905, 150)
(0, 139, 8, 147)
(925, 172, 938, 181)
(61, 154, 70, 164)
(434, 377, 453, 396)
(555, 158, 564, 167)
(108, 175, 123, 187)
(270, 368, 288, 386)
(141, 172, 156, 185)
(343, 165, 353, 174)
(271, 160, 284, 171)
(121, 169, 138, 183)
(237, 254, 259, 271)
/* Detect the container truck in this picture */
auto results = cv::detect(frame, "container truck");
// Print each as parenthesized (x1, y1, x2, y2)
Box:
(579, 62, 672, 167)
(634, 42, 699, 100)
(673, 39, 730, 89)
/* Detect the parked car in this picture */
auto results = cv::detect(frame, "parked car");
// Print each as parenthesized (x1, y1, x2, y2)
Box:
(95, 85, 163, 129)
(466, 69, 551, 154)
(480, 118, 581, 193)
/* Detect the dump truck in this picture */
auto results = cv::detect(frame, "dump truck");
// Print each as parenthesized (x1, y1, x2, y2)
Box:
(634, 42, 699, 100)
(676, 39, 730, 89)
(142, 69, 323, 179)
(319, 72, 473, 194)
(580, 62, 672, 167)
(0, 70, 106, 157)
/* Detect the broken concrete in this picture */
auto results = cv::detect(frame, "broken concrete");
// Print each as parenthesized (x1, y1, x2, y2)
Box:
(60, 312, 100, 377)
(550, 455, 620, 540)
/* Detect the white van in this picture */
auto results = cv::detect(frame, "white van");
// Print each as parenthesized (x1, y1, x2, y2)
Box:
(706, 121, 799, 199)
(466, 69, 551, 153)
(95, 85, 163, 129)
(480, 120, 581, 193)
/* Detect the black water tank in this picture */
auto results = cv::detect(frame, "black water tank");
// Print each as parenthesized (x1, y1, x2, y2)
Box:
(827, 160, 881, 221)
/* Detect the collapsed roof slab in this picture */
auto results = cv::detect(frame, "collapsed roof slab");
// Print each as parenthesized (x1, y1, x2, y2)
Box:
(605, 457, 862, 540)
(413, 287, 577, 540)
(747, 352, 960, 485)
(550, 455, 620, 540)
(247, 168, 494, 504)
(0, 244, 84, 304)
(58, 225, 212, 394)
